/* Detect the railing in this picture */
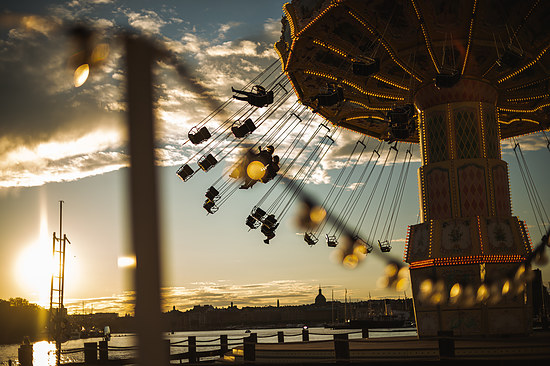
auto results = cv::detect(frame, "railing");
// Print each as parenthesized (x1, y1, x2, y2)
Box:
(45, 328, 415, 364)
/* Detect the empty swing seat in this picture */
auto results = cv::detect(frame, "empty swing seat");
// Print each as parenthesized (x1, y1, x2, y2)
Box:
(263, 214, 278, 228)
(326, 234, 338, 248)
(198, 154, 218, 172)
(203, 199, 218, 214)
(378, 240, 392, 252)
(205, 186, 219, 201)
(188, 126, 211, 144)
(176, 164, 194, 181)
(231, 118, 257, 138)
(304, 233, 318, 246)
(352, 58, 380, 76)
(251, 207, 266, 221)
(245, 215, 260, 230)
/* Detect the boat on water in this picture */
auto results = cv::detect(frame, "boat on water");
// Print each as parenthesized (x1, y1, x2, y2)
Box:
(326, 315, 412, 329)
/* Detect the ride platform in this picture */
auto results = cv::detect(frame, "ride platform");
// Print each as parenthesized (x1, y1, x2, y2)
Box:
(224, 331, 550, 364)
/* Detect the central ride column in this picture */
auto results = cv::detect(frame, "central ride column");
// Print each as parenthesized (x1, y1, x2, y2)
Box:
(405, 78, 533, 337)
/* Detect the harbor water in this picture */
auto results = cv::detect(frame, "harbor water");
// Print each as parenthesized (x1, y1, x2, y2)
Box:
(0, 327, 417, 364)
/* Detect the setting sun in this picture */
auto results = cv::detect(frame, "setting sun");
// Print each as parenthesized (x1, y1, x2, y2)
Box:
(14, 238, 54, 306)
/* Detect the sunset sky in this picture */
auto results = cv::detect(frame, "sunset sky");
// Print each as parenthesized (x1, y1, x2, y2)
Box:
(1, 0, 549, 316)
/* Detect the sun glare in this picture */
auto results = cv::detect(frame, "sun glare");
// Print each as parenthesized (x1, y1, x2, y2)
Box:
(14, 239, 54, 306)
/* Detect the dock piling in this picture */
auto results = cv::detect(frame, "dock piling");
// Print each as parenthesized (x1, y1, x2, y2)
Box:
(84, 342, 97, 364)
(98, 340, 108, 362)
(243, 333, 257, 362)
(188, 336, 197, 363)
(18, 344, 33, 366)
(220, 334, 228, 356)
(277, 331, 284, 343)
(362, 328, 369, 338)
(302, 328, 309, 341)
(437, 331, 455, 359)
(333, 333, 350, 363)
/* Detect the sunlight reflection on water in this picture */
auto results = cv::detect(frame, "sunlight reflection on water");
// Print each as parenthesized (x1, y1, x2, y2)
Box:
(32, 341, 56, 366)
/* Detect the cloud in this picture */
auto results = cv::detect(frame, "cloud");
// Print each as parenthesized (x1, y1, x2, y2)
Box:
(122, 9, 167, 35)
(63, 280, 338, 314)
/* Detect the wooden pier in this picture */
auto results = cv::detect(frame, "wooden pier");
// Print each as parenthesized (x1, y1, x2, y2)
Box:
(37, 328, 549, 365)
(226, 332, 550, 364)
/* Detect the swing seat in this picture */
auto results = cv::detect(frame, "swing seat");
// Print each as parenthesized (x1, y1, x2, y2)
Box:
(245, 215, 260, 230)
(203, 199, 219, 214)
(304, 233, 318, 246)
(499, 46, 523, 68)
(251, 207, 266, 221)
(188, 126, 211, 145)
(352, 58, 380, 77)
(316, 87, 344, 107)
(435, 69, 460, 88)
(231, 118, 257, 138)
(326, 234, 338, 248)
(176, 164, 195, 181)
(263, 214, 278, 228)
(378, 240, 392, 252)
(198, 154, 218, 172)
(205, 186, 219, 201)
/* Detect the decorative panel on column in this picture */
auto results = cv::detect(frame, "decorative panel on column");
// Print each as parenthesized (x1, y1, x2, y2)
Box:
(454, 108, 480, 159)
(425, 167, 452, 220)
(457, 164, 488, 217)
(491, 164, 512, 217)
(426, 109, 448, 163)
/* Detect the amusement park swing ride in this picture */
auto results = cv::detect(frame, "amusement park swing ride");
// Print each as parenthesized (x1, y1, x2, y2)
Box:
(174, 0, 550, 337)
(3, 1, 550, 363)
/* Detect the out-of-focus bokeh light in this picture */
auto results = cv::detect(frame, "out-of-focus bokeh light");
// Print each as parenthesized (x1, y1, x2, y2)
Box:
(309, 206, 326, 225)
(246, 160, 266, 180)
(74, 63, 90, 87)
(419, 278, 433, 297)
(502, 279, 511, 296)
(91, 43, 109, 64)
(476, 283, 489, 303)
(342, 254, 359, 269)
(118, 255, 136, 268)
(395, 277, 409, 292)
(449, 283, 462, 303)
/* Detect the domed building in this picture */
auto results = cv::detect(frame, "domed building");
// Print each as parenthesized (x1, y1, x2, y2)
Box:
(315, 287, 327, 306)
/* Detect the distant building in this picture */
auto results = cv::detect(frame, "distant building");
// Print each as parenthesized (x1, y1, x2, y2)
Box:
(315, 287, 327, 306)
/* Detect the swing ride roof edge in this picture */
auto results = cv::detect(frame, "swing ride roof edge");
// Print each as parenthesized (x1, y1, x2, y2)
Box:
(275, 0, 550, 142)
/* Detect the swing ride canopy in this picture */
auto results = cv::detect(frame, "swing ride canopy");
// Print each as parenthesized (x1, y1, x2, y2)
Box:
(275, 0, 550, 142)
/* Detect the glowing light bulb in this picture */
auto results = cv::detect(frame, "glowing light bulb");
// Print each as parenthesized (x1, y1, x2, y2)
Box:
(74, 64, 90, 87)
(246, 160, 266, 180)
